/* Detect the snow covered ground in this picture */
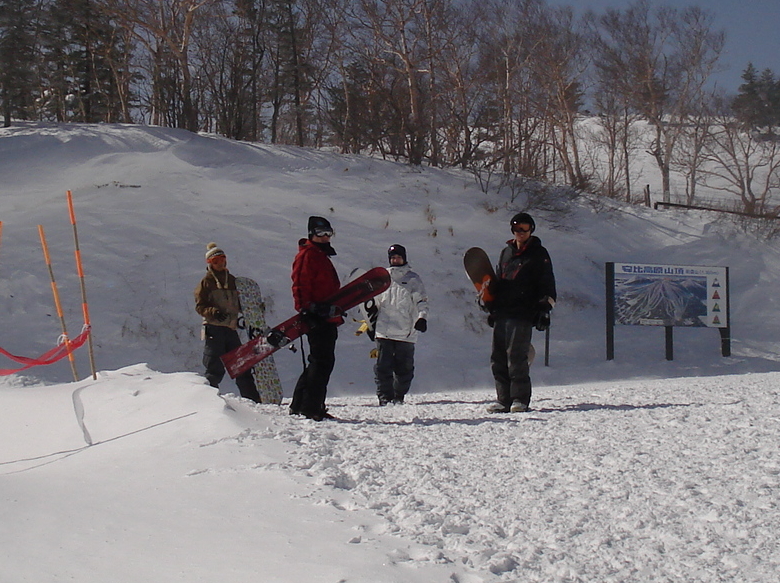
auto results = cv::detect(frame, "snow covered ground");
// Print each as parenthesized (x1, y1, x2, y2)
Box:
(1, 122, 780, 581)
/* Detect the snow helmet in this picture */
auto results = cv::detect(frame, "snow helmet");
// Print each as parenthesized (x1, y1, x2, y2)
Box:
(388, 244, 407, 264)
(308, 216, 334, 237)
(205, 242, 226, 262)
(510, 212, 535, 233)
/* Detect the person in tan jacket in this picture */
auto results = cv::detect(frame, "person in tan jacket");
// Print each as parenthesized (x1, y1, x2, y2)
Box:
(195, 242, 260, 403)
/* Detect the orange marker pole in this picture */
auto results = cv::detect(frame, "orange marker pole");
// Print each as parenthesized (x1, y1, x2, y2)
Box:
(66, 191, 96, 379)
(38, 225, 79, 381)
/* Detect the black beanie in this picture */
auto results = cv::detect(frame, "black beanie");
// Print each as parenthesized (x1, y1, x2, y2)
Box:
(308, 216, 333, 236)
(510, 212, 535, 232)
(388, 244, 407, 264)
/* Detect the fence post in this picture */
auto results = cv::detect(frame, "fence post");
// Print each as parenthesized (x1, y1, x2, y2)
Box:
(67, 191, 97, 380)
(38, 225, 79, 381)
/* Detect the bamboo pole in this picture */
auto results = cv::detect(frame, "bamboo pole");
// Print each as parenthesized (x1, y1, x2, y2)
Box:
(66, 191, 97, 379)
(38, 225, 79, 381)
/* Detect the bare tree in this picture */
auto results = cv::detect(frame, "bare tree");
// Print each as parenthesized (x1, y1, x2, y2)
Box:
(436, 3, 491, 168)
(195, 0, 270, 140)
(588, 92, 643, 202)
(97, 0, 216, 131)
(353, 0, 448, 165)
(672, 92, 718, 205)
(700, 117, 780, 216)
(478, 0, 549, 176)
(531, 5, 590, 189)
(592, 0, 724, 202)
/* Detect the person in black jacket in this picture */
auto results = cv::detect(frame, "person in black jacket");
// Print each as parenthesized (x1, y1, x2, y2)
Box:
(487, 213, 556, 413)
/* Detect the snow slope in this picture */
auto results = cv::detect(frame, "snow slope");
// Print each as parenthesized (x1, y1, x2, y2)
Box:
(1, 122, 779, 582)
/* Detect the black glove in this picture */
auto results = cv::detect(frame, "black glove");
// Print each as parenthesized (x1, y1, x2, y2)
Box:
(212, 309, 228, 322)
(310, 302, 341, 319)
(534, 311, 551, 332)
(537, 297, 554, 312)
(414, 318, 427, 333)
(300, 309, 321, 329)
(487, 313, 495, 328)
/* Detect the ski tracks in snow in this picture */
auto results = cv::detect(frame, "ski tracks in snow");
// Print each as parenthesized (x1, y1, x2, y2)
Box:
(251, 377, 780, 582)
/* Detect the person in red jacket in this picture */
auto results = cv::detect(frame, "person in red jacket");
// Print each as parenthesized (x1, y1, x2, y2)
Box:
(289, 216, 343, 420)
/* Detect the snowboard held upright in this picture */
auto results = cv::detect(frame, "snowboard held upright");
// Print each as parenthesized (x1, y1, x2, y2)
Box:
(464, 247, 496, 307)
(222, 267, 391, 379)
(463, 246, 537, 366)
(235, 276, 283, 404)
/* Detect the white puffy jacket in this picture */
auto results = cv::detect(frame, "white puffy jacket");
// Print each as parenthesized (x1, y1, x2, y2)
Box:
(374, 264, 429, 343)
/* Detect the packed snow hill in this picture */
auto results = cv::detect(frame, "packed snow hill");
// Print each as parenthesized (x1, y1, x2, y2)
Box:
(1, 122, 779, 581)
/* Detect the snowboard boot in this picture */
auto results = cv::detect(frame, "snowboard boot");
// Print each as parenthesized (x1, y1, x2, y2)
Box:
(510, 400, 529, 412)
(487, 401, 510, 413)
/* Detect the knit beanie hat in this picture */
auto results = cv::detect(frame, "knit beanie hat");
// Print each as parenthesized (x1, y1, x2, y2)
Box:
(205, 242, 226, 262)
(388, 244, 407, 264)
(510, 212, 535, 233)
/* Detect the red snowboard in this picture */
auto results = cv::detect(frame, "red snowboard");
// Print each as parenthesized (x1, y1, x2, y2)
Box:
(221, 267, 391, 378)
(464, 247, 496, 305)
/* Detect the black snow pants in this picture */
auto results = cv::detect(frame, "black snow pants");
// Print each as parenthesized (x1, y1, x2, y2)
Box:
(490, 317, 533, 407)
(203, 324, 261, 403)
(374, 338, 415, 403)
(290, 323, 338, 418)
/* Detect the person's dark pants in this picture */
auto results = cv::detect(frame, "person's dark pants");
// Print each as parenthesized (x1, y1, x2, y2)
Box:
(290, 323, 338, 417)
(490, 317, 533, 406)
(203, 324, 261, 403)
(374, 338, 415, 403)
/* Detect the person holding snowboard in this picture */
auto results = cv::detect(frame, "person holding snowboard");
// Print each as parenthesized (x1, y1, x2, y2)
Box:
(487, 213, 556, 413)
(372, 244, 428, 405)
(195, 242, 261, 403)
(288, 216, 342, 420)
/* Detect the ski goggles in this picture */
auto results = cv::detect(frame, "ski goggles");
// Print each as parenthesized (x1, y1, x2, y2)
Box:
(313, 228, 334, 237)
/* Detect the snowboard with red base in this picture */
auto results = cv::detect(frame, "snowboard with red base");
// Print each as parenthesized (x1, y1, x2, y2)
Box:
(464, 247, 497, 307)
(348, 267, 381, 341)
(222, 267, 391, 378)
(464, 247, 535, 365)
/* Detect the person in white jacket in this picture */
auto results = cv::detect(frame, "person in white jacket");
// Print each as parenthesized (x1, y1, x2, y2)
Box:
(373, 244, 429, 405)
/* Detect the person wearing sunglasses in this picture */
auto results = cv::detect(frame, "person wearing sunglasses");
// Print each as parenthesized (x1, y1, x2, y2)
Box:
(289, 216, 343, 420)
(195, 242, 261, 403)
(486, 213, 556, 413)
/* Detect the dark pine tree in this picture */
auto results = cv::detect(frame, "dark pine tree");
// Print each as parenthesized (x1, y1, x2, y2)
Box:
(0, 0, 39, 126)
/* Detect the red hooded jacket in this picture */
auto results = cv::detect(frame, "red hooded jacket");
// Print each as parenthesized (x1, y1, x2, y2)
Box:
(291, 238, 343, 324)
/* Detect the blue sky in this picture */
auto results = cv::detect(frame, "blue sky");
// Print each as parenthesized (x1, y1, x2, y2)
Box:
(547, 0, 780, 94)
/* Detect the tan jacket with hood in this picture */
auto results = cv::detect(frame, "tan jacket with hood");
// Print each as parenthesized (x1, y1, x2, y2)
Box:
(194, 268, 242, 330)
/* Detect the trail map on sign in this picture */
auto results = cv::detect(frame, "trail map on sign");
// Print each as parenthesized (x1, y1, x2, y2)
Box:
(613, 263, 728, 328)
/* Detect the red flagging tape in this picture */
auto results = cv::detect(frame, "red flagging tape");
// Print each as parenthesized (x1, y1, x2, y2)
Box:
(0, 326, 91, 376)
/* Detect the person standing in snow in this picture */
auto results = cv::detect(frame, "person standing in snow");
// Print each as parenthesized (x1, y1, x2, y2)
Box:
(288, 216, 342, 420)
(195, 242, 261, 403)
(487, 213, 556, 413)
(372, 244, 429, 406)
